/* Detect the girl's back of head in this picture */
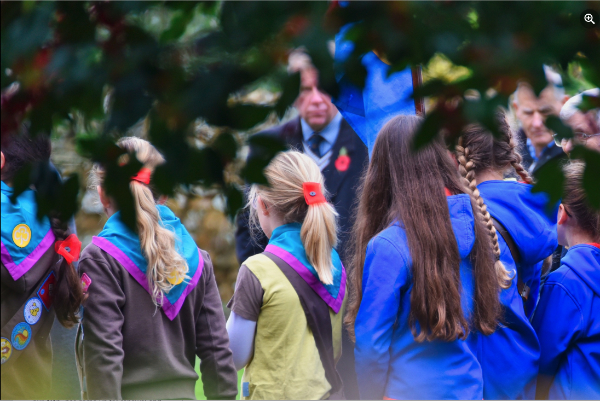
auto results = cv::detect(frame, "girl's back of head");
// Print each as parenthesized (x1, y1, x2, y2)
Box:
(248, 151, 338, 285)
(89, 137, 189, 305)
(562, 161, 600, 243)
(347, 115, 504, 342)
(457, 113, 533, 184)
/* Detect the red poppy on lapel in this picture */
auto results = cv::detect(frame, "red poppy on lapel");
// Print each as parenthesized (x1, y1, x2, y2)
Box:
(335, 147, 351, 172)
(55, 234, 82, 264)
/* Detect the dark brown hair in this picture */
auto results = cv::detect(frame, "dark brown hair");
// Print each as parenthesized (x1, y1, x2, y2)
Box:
(562, 161, 600, 242)
(345, 115, 502, 343)
(454, 114, 531, 286)
(2, 130, 86, 328)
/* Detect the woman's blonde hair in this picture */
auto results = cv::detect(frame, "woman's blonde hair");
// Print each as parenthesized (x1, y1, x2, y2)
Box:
(89, 137, 189, 305)
(248, 151, 338, 284)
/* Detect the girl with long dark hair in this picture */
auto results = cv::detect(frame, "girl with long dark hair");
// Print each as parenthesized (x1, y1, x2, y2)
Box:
(1, 130, 85, 399)
(453, 117, 558, 399)
(348, 115, 508, 399)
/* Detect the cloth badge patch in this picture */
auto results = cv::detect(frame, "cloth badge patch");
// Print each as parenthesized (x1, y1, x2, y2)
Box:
(24, 297, 42, 325)
(12, 224, 31, 248)
(1, 337, 12, 365)
(81, 273, 92, 293)
(243, 382, 250, 397)
(37, 272, 56, 311)
(11, 322, 31, 351)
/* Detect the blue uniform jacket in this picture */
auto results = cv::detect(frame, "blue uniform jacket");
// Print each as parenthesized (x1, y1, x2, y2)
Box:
(531, 244, 600, 400)
(472, 180, 558, 399)
(354, 194, 483, 400)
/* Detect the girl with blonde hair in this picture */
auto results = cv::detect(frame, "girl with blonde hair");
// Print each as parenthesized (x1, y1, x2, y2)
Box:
(77, 137, 237, 399)
(227, 151, 346, 400)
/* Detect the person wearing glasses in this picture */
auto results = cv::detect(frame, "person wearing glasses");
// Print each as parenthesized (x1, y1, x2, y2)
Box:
(557, 88, 600, 154)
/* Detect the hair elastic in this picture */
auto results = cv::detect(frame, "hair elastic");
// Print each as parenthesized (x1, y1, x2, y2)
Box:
(132, 167, 152, 185)
(55, 234, 82, 264)
(303, 182, 327, 205)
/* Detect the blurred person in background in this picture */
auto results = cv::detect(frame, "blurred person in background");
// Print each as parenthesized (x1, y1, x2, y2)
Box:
(235, 49, 368, 399)
(512, 67, 569, 174)
(558, 88, 600, 155)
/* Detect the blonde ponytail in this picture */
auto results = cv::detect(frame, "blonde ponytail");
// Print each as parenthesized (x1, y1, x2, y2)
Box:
(90, 137, 189, 305)
(248, 151, 338, 284)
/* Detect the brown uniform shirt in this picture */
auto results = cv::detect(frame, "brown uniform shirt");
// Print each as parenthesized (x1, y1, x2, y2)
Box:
(1, 245, 57, 400)
(78, 244, 238, 400)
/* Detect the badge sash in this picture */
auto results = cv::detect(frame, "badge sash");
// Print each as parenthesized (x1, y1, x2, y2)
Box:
(1, 267, 56, 369)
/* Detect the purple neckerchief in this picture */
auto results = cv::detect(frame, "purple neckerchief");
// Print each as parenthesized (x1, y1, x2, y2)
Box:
(92, 236, 204, 321)
(265, 244, 346, 314)
(1, 229, 55, 281)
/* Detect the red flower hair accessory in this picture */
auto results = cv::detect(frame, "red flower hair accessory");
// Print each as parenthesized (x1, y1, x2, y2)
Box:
(55, 234, 82, 264)
(132, 167, 152, 185)
(303, 182, 327, 205)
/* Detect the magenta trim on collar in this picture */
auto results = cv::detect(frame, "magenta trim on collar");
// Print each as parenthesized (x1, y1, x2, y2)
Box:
(1, 229, 55, 281)
(265, 244, 346, 314)
(92, 236, 204, 321)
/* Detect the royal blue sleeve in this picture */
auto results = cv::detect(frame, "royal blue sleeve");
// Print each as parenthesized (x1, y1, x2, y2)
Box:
(531, 281, 584, 399)
(354, 235, 409, 400)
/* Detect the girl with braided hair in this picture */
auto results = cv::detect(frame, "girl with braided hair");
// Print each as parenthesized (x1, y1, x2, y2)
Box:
(349, 115, 507, 400)
(453, 115, 559, 400)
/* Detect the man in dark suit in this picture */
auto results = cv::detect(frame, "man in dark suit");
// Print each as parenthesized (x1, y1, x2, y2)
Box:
(235, 53, 368, 399)
(512, 77, 568, 175)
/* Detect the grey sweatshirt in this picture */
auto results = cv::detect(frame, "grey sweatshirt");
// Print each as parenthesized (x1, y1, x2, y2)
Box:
(78, 244, 238, 400)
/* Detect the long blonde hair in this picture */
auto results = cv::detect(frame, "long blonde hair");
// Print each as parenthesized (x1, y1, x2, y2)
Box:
(90, 137, 189, 305)
(248, 151, 338, 284)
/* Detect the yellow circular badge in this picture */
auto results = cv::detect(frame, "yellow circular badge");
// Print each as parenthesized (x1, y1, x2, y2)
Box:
(12, 224, 32, 248)
(1, 337, 12, 365)
(167, 271, 185, 285)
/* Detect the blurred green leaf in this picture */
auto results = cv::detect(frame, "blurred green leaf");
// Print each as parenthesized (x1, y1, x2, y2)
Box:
(532, 156, 566, 210)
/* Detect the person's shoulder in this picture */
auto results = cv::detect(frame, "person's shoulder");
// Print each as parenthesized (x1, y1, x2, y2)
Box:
(253, 117, 300, 140)
(369, 223, 409, 259)
(542, 266, 586, 310)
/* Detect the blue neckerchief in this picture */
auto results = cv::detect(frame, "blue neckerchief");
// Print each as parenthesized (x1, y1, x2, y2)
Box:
(267, 223, 343, 299)
(96, 205, 199, 307)
(1, 181, 54, 279)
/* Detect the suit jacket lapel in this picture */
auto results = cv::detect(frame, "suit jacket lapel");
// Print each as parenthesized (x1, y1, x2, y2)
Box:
(282, 117, 304, 151)
(322, 119, 357, 198)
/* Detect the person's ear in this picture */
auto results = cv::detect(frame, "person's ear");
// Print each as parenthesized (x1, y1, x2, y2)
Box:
(1, 151, 5, 171)
(97, 185, 111, 209)
(557, 204, 568, 225)
(512, 101, 519, 113)
(258, 196, 269, 216)
(561, 95, 570, 106)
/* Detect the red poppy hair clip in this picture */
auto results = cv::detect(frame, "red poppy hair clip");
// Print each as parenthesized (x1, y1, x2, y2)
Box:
(303, 182, 327, 206)
(132, 167, 152, 185)
(55, 234, 82, 265)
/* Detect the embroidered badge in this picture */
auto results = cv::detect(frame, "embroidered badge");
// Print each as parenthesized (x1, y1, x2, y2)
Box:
(167, 271, 184, 285)
(11, 322, 32, 351)
(334, 147, 351, 172)
(12, 224, 32, 248)
(24, 297, 42, 325)
(81, 273, 92, 293)
(1, 337, 12, 365)
(243, 382, 250, 398)
(37, 272, 56, 311)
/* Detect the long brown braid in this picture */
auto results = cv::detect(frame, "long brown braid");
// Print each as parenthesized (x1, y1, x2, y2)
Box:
(455, 136, 513, 289)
